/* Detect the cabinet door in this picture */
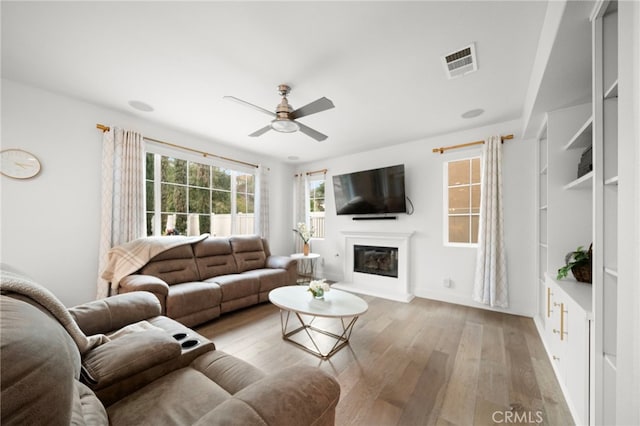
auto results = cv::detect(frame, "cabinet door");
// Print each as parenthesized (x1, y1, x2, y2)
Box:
(545, 281, 564, 372)
(562, 297, 590, 426)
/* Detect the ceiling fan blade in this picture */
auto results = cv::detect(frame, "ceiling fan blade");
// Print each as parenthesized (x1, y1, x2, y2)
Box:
(290, 97, 335, 120)
(249, 125, 272, 137)
(224, 96, 276, 117)
(297, 122, 328, 142)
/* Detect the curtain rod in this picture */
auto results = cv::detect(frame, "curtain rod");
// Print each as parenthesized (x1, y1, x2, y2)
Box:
(96, 124, 259, 169)
(294, 168, 327, 177)
(432, 134, 514, 154)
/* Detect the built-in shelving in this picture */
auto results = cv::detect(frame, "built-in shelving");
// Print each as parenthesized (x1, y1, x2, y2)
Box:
(604, 267, 618, 278)
(604, 176, 619, 185)
(563, 116, 593, 150)
(604, 353, 617, 369)
(604, 80, 618, 99)
(564, 171, 594, 190)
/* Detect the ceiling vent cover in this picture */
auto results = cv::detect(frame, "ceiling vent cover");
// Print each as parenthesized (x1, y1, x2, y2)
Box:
(442, 43, 478, 79)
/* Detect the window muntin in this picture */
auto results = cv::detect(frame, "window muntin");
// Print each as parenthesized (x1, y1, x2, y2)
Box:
(146, 152, 255, 237)
(445, 157, 481, 246)
(307, 177, 325, 239)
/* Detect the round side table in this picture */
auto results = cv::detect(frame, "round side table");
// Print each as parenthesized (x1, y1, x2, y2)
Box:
(290, 252, 321, 283)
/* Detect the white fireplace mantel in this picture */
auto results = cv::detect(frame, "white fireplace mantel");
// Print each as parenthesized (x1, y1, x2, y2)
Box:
(333, 230, 415, 302)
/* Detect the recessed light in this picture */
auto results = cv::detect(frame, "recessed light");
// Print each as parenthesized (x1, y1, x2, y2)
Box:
(128, 100, 154, 112)
(461, 108, 484, 119)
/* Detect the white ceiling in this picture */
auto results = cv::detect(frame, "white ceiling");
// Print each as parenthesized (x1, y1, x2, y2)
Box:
(1, 1, 548, 163)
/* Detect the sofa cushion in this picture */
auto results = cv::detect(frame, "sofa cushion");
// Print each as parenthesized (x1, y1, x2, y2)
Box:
(106, 367, 233, 425)
(193, 237, 238, 280)
(71, 382, 109, 425)
(139, 244, 199, 285)
(241, 268, 290, 293)
(81, 329, 182, 390)
(0, 296, 81, 425)
(230, 235, 267, 272)
(166, 281, 222, 319)
(205, 274, 259, 302)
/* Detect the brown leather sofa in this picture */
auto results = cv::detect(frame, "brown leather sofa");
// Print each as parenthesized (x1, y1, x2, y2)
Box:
(0, 265, 340, 425)
(118, 235, 297, 327)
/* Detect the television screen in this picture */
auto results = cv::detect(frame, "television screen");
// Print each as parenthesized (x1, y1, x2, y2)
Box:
(332, 164, 406, 215)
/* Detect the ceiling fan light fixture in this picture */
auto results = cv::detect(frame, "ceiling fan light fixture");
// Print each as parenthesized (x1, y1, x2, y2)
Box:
(271, 118, 299, 133)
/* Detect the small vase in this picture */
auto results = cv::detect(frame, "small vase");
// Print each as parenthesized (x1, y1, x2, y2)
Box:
(303, 242, 310, 256)
(313, 289, 324, 300)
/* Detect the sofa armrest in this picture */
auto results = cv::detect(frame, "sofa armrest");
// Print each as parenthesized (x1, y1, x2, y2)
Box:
(119, 274, 169, 296)
(69, 291, 162, 335)
(119, 274, 170, 314)
(194, 365, 340, 426)
(81, 330, 181, 390)
(265, 255, 296, 270)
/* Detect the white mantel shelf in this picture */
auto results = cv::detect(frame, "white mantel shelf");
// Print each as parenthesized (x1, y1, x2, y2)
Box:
(333, 231, 415, 303)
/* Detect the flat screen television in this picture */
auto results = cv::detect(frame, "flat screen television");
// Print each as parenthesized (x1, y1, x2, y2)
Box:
(332, 164, 406, 215)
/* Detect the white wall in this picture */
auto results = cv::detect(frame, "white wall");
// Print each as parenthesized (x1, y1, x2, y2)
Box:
(0, 79, 293, 306)
(299, 119, 537, 317)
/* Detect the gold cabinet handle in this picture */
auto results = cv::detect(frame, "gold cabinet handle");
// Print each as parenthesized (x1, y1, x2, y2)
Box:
(553, 302, 568, 341)
(552, 355, 560, 361)
(547, 288, 553, 318)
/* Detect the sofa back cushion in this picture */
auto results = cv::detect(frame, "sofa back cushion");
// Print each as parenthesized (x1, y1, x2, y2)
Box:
(229, 235, 266, 273)
(1, 295, 88, 424)
(139, 244, 200, 285)
(194, 238, 238, 280)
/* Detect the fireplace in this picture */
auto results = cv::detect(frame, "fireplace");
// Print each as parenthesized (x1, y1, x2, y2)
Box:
(353, 245, 398, 278)
(332, 231, 414, 302)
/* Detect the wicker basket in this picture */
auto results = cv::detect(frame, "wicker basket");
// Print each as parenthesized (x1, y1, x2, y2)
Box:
(571, 262, 592, 283)
(570, 244, 592, 284)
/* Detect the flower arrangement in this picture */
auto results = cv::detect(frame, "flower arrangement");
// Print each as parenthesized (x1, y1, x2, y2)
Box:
(293, 222, 313, 244)
(308, 279, 330, 299)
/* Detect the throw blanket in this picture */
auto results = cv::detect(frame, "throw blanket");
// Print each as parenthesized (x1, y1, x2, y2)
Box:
(0, 267, 109, 354)
(101, 234, 209, 293)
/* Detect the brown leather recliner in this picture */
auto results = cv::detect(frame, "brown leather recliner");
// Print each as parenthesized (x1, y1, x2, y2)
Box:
(117, 235, 298, 327)
(0, 265, 340, 425)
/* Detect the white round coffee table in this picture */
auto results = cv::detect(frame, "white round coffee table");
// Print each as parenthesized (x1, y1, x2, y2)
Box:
(269, 285, 368, 359)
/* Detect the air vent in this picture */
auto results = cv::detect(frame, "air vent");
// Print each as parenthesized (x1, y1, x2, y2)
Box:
(442, 43, 478, 79)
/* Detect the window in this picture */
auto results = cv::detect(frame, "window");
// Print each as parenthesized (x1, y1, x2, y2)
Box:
(307, 177, 325, 238)
(145, 152, 255, 237)
(444, 157, 481, 245)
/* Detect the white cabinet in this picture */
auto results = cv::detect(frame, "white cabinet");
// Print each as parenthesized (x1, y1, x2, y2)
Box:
(544, 274, 592, 426)
(536, 102, 593, 425)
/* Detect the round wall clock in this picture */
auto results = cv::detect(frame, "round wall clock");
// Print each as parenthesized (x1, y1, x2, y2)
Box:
(1, 149, 42, 179)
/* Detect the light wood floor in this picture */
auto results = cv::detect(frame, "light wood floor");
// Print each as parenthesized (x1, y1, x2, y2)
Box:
(197, 295, 574, 426)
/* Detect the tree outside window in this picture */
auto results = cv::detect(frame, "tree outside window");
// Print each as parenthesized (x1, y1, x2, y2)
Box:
(445, 157, 481, 245)
(145, 152, 255, 237)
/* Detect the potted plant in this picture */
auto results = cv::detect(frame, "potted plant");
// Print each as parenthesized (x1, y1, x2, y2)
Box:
(557, 244, 592, 283)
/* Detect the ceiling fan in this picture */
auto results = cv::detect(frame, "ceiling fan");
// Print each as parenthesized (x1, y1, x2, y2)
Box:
(224, 84, 334, 141)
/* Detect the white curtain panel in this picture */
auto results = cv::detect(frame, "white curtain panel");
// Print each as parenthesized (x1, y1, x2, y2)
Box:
(96, 127, 146, 299)
(472, 135, 509, 308)
(254, 164, 270, 240)
(293, 173, 306, 254)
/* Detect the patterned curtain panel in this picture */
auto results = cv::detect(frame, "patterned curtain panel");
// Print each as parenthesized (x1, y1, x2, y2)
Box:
(293, 173, 306, 255)
(472, 135, 509, 308)
(254, 164, 270, 240)
(96, 127, 146, 299)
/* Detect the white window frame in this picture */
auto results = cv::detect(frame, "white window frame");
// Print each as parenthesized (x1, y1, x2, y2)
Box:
(306, 175, 326, 240)
(443, 155, 481, 248)
(145, 144, 256, 237)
